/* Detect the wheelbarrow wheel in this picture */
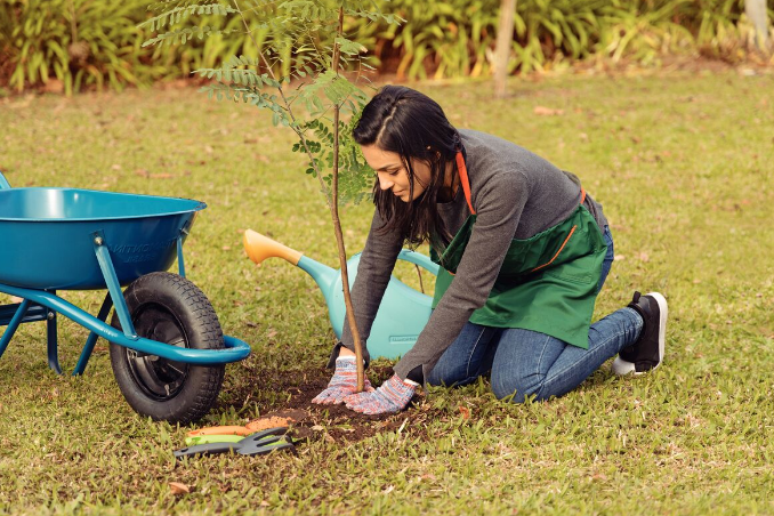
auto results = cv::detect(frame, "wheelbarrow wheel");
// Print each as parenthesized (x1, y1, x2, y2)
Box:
(109, 272, 225, 425)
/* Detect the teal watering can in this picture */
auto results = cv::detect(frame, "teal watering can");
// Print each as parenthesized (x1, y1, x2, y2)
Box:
(243, 230, 439, 360)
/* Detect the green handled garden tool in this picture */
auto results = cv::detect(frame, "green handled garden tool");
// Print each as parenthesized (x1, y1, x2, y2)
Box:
(174, 427, 295, 459)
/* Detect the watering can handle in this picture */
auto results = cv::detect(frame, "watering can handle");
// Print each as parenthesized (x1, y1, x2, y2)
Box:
(0, 171, 10, 190)
(397, 249, 440, 276)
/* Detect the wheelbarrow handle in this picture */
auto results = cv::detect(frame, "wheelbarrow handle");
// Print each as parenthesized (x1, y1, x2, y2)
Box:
(0, 170, 10, 190)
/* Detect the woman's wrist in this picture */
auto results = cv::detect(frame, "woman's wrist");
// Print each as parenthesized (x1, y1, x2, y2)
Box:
(401, 376, 420, 387)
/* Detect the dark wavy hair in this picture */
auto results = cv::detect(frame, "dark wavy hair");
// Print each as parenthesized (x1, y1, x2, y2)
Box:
(353, 85, 461, 250)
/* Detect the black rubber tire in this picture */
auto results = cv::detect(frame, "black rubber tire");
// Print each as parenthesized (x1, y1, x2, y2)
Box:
(109, 272, 225, 425)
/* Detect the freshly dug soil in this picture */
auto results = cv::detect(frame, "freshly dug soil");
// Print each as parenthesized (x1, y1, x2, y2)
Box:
(220, 360, 435, 444)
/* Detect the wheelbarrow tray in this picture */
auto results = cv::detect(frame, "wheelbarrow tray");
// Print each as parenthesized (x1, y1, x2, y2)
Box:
(0, 187, 205, 290)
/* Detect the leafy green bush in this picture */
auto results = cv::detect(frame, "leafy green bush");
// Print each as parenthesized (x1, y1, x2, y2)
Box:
(0, 0, 166, 94)
(367, 0, 771, 77)
(0, 0, 771, 94)
(593, 0, 755, 65)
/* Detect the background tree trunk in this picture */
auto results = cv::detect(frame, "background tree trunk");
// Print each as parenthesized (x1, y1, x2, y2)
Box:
(494, 0, 517, 98)
(745, 0, 770, 52)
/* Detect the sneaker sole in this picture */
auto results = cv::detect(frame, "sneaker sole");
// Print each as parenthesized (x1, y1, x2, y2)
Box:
(612, 291, 668, 377)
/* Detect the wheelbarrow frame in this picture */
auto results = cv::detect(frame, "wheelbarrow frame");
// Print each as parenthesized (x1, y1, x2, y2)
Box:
(0, 172, 251, 377)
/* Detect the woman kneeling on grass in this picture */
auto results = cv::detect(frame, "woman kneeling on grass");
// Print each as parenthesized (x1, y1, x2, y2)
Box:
(312, 85, 668, 415)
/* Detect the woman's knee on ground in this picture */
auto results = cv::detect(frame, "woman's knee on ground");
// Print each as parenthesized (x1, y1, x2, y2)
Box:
(426, 365, 478, 388)
(491, 371, 550, 403)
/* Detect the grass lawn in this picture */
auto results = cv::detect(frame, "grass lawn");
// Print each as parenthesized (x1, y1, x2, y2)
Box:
(0, 69, 773, 515)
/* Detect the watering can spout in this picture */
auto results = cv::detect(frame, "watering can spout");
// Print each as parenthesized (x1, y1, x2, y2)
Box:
(243, 229, 303, 266)
(243, 229, 337, 297)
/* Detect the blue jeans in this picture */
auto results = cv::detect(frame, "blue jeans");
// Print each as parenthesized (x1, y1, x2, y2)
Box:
(427, 225, 644, 402)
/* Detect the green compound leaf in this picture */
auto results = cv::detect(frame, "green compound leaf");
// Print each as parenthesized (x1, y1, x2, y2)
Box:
(298, 70, 367, 108)
(140, 4, 237, 32)
(335, 37, 366, 56)
(142, 27, 238, 47)
(194, 64, 281, 89)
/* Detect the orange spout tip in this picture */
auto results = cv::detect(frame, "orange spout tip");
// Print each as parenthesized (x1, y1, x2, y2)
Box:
(243, 229, 303, 266)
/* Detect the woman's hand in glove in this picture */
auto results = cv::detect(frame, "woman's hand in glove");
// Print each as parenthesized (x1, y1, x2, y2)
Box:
(343, 374, 418, 415)
(311, 356, 373, 405)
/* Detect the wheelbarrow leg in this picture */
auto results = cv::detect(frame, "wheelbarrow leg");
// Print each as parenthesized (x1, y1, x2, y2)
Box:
(177, 230, 188, 278)
(73, 293, 113, 376)
(0, 299, 30, 360)
(46, 290, 62, 375)
(92, 231, 137, 339)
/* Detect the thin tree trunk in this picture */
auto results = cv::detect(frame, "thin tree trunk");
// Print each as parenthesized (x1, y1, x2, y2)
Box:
(494, 0, 517, 98)
(745, 0, 770, 52)
(235, 0, 365, 390)
(330, 7, 366, 392)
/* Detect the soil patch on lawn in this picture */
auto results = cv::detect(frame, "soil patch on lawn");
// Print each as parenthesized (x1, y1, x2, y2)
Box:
(219, 359, 438, 445)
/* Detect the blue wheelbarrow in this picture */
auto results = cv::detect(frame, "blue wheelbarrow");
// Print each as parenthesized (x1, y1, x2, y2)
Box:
(0, 171, 251, 424)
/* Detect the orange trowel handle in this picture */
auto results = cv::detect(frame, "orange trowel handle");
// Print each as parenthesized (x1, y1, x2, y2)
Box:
(187, 426, 253, 437)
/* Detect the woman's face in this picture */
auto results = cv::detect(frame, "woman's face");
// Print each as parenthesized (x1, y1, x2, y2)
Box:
(361, 144, 432, 203)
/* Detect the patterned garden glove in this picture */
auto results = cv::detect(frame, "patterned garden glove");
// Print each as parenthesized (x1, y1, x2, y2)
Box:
(343, 374, 418, 415)
(311, 356, 373, 405)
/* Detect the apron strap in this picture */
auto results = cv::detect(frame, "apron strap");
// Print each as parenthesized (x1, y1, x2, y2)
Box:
(455, 151, 476, 215)
(457, 154, 585, 214)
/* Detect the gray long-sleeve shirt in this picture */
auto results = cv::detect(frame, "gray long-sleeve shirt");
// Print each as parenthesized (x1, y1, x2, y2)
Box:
(339, 129, 607, 380)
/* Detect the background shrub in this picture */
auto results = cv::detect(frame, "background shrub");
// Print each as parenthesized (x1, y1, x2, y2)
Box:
(0, 0, 160, 94)
(0, 0, 771, 94)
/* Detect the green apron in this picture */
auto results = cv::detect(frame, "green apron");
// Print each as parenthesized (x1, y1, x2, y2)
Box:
(429, 152, 608, 349)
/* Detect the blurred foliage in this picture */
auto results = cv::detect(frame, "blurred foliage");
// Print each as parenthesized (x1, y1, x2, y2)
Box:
(0, 0, 772, 94)
(0, 0, 159, 94)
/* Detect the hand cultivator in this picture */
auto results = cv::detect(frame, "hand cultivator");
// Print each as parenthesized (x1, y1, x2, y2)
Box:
(174, 427, 296, 459)
(0, 171, 251, 424)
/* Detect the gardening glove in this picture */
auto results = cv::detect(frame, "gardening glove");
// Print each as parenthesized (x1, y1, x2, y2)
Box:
(312, 356, 373, 405)
(343, 374, 418, 415)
